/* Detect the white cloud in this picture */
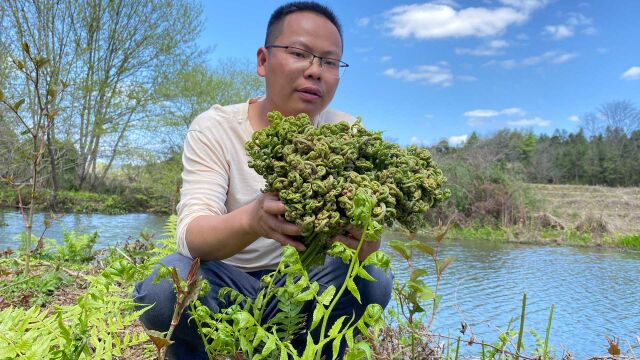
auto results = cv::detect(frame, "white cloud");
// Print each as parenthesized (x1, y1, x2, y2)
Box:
(497, 0, 549, 12)
(566, 13, 592, 27)
(465, 109, 499, 117)
(466, 117, 485, 127)
(383, 2, 537, 40)
(449, 134, 469, 146)
(502, 107, 525, 115)
(464, 107, 525, 117)
(568, 115, 580, 122)
(456, 75, 478, 82)
(380, 55, 392, 63)
(356, 17, 370, 27)
(544, 25, 574, 39)
(432, 0, 460, 6)
(485, 58, 518, 69)
(384, 64, 454, 87)
(621, 66, 640, 80)
(455, 39, 509, 56)
(521, 51, 577, 65)
(544, 12, 594, 40)
(507, 117, 551, 127)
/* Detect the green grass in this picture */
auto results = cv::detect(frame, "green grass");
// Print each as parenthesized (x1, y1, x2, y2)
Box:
(613, 233, 640, 249)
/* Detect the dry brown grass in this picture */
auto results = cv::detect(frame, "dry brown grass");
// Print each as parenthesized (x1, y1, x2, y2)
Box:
(527, 184, 640, 235)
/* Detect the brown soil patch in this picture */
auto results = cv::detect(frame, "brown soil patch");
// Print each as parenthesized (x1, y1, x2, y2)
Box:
(527, 184, 640, 234)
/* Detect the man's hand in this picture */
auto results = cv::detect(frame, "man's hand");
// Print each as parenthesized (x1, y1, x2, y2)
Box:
(248, 193, 305, 251)
(331, 225, 381, 262)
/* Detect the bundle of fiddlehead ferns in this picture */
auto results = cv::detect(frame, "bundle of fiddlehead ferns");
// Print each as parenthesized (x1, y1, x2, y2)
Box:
(246, 112, 449, 268)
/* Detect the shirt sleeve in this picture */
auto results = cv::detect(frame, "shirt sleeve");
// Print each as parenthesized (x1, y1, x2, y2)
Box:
(176, 125, 230, 258)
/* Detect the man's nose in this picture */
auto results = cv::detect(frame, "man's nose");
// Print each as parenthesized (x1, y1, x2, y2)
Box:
(304, 56, 323, 79)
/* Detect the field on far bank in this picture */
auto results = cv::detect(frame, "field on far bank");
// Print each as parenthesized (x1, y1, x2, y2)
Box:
(529, 183, 640, 234)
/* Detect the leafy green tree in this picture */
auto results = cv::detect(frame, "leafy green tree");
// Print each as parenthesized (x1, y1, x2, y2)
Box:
(153, 59, 264, 147)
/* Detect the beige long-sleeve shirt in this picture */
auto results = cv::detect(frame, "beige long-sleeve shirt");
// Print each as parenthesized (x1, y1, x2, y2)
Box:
(176, 96, 356, 271)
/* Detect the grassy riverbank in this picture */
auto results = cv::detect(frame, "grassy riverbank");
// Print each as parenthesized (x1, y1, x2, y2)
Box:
(0, 185, 176, 215)
(424, 183, 640, 250)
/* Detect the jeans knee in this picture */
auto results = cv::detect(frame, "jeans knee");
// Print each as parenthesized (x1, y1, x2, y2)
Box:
(357, 265, 393, 309)
(133, 268, 177, 332)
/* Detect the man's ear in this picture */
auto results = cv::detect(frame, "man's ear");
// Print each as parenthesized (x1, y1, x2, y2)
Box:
(256, 47, 267, 78)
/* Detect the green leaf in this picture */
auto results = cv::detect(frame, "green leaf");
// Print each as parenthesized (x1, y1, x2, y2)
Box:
(302, 282, 320, 302)
(345, 328, 355, 349)
(387, 240, 410, 260)
(329, 315, 347, 337)
(362, 251, 391, 271)
(0, 89, 3, 101)
(410, 268, 428, 281)
(407, 280, 434, 300)
(435, 227, 449, 244)
(13, 98, 25, 111)
(280, 344, 288, 360)
(357, 266, 376, 282)
(56, 312, 71, 341)
(310, 303, 325, 330)
(412, 242, 435, 256)
(34, 57, 50, 69)
(144, 328, 173, 350)
(318, 285, 336, 306)
(253, 329, 265, 348)
(262, 335, 276, 356)
(437, 256, 455, 276)
(21, 42, 30, 55)
(345, 342, 372, 360)
(332, 333, 344, 360)
(346, 278, 361, 303)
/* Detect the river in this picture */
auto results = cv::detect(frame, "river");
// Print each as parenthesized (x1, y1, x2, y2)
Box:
(1, 210, 638, 358)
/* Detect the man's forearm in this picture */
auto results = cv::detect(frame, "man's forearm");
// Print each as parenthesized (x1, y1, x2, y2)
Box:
(185, 202, 259, 261)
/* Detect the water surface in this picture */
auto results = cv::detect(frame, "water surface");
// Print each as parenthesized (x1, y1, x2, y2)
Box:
(1, 210, 638, 357)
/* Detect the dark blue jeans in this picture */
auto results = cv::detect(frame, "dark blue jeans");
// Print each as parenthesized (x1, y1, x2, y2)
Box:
(133, 252, 393, 359)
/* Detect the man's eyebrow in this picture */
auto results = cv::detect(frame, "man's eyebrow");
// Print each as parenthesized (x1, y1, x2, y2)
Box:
(289, 41, 340, 58)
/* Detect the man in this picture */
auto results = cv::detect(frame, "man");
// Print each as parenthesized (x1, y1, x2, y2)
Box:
(134, 2, 392, 359)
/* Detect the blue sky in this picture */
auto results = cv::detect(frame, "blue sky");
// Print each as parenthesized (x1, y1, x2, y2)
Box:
(198, 0, 640, 146)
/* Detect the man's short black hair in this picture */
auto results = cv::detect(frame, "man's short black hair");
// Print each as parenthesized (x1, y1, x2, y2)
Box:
(265, 1, 343, 49)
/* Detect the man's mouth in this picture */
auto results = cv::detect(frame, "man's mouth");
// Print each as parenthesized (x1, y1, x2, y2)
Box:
(297, 86, 323, 98)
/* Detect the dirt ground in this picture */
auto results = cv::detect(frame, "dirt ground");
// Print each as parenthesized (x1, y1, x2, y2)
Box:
(528, 183, 640, 234)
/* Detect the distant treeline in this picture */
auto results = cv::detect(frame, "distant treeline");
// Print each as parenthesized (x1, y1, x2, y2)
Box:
(423, 100, 640, 227)
(431, 101, 640, 187)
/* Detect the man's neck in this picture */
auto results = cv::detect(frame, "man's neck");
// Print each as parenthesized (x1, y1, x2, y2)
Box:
(248, 97, 271, 131)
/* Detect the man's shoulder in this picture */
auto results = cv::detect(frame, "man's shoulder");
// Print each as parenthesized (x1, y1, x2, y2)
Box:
(189, 102, 246, 132)
(317, 108, 358, 126)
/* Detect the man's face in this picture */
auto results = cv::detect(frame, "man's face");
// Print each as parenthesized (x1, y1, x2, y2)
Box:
(258, 11, 342, 118)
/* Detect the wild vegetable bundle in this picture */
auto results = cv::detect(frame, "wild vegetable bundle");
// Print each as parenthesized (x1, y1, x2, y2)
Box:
(246, 111, 449, 268)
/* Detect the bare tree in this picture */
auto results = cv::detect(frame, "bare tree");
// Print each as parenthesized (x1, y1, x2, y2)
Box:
(69, 0, 203, 189)
(2, 0, 204, 191)
(581, 100, 640, 137)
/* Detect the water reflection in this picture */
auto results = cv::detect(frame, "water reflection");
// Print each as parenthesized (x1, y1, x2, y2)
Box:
(0, 210, 168, 249)
(382, 232, 640, 358)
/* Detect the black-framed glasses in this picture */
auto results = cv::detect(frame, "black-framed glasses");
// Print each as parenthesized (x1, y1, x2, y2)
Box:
(266, 44, 349, 78)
